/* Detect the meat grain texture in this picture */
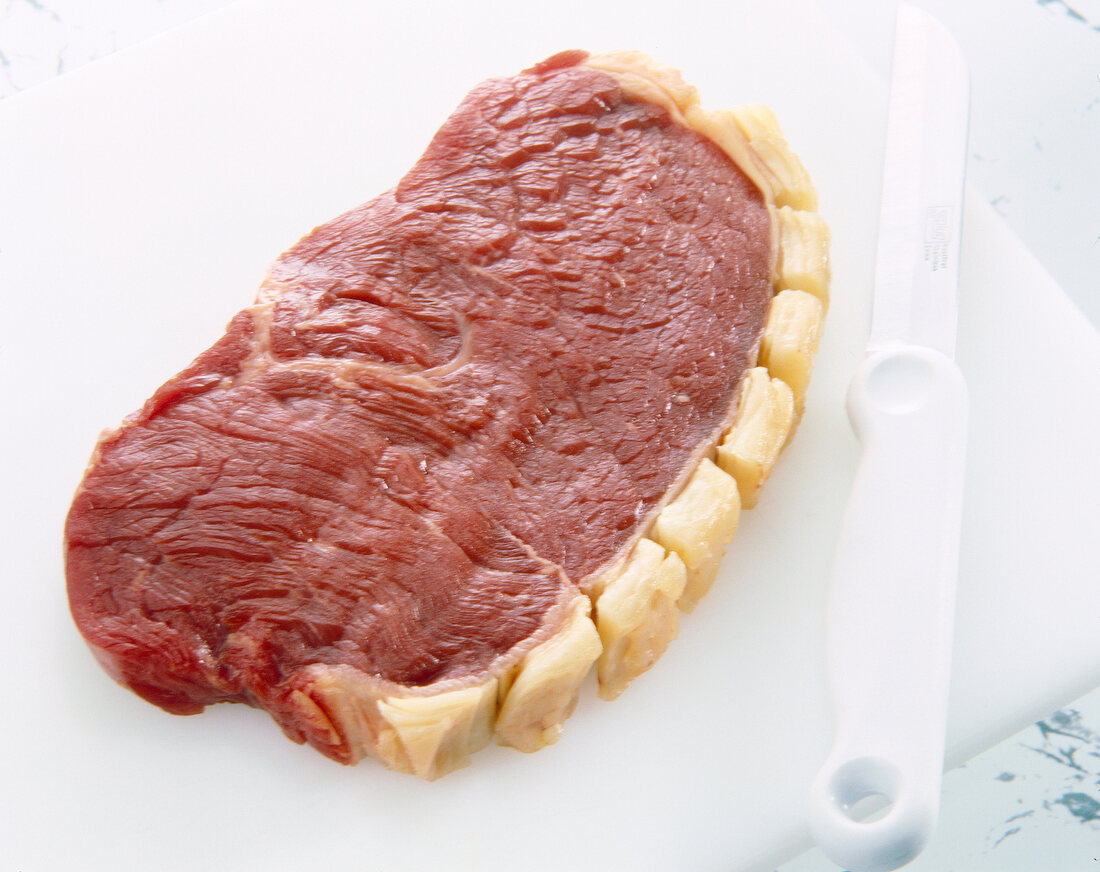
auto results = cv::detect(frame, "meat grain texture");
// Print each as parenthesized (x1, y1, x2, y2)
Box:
(65, 50, 829, 779)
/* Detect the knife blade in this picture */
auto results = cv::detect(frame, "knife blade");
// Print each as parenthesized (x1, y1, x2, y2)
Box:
(807, 5, 970, 872)
(869, 5, 969, 356)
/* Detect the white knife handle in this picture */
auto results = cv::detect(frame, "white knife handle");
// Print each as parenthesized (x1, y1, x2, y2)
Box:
(808, 345, 967, 872)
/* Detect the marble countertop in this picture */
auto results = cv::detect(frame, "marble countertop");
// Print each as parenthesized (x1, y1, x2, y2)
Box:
(3, 2, 1097, 870)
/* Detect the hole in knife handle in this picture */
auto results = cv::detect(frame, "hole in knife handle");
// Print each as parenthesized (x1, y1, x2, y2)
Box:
(847, 792, 894, 823)
(830, 756, 901, 823)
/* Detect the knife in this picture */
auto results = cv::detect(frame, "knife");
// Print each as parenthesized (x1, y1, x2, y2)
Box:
(807, 5, 970, 872)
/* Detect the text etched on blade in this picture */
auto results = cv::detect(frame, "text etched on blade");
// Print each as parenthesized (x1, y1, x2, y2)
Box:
(923, 205, 953, 272)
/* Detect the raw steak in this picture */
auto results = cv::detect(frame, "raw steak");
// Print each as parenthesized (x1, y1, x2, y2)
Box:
(65, 50, 829, 779)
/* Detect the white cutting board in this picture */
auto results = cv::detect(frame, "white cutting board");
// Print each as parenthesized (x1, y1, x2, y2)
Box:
(1, 2, 1097, 870)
